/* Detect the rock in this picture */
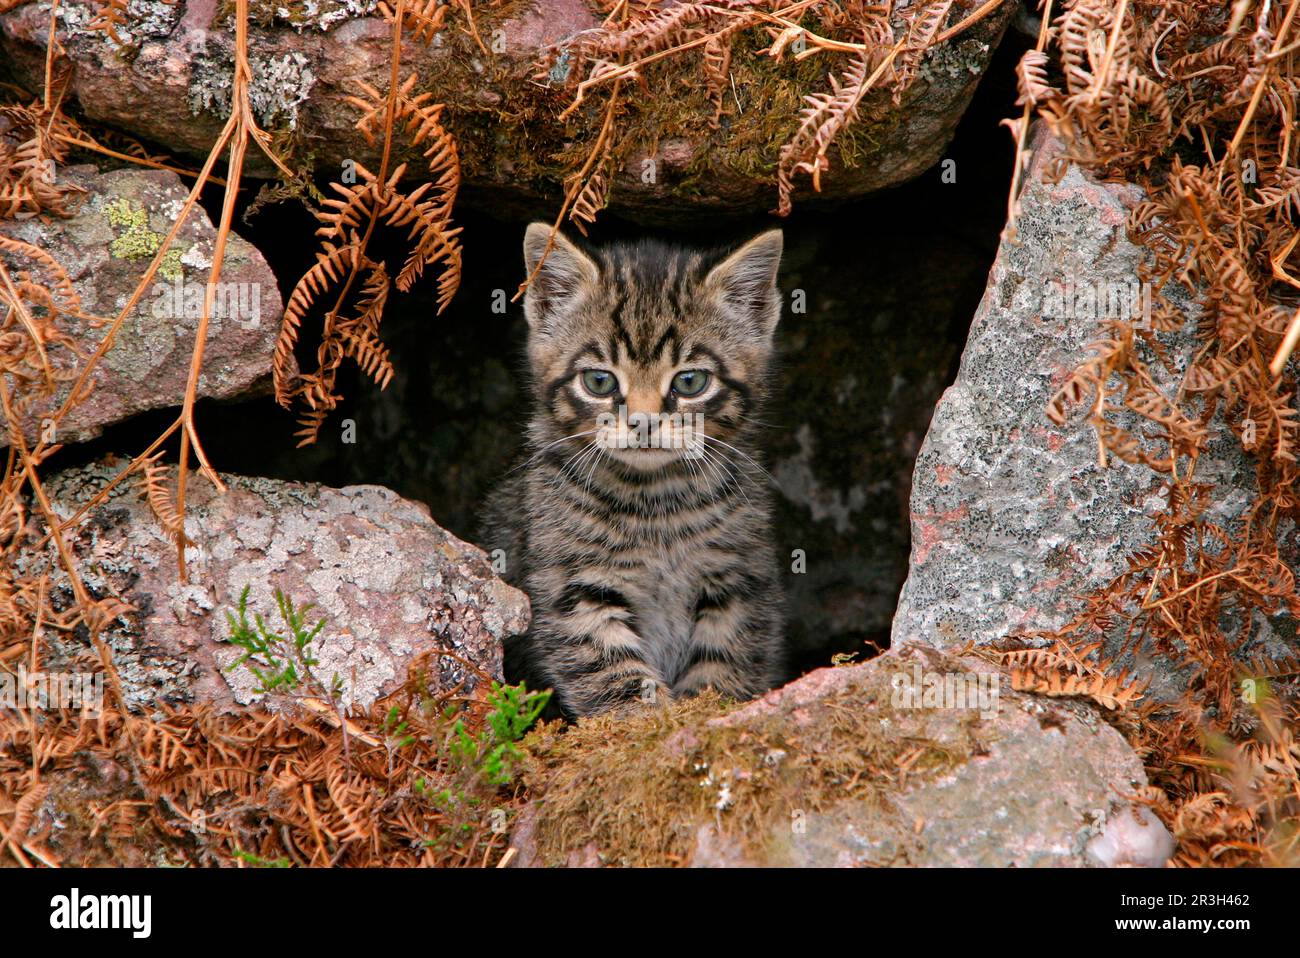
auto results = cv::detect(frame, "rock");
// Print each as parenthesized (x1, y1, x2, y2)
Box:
(510, 644, 1168, 867)
(32, 459, 530, 716)
(1085, 804, 1175, 868)
(0, 0, 1015, 223)
(0, 164, 285, 446)
(890, 127, 1294, 699)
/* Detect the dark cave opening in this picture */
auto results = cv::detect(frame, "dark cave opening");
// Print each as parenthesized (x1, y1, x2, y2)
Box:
(54, 24, 1031, 683)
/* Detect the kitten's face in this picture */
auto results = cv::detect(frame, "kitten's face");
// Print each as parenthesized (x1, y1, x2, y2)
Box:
(521, 223, 783, 473)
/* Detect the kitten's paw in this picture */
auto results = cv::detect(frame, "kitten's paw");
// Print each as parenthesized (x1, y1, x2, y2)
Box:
(569, 670, 670, 717)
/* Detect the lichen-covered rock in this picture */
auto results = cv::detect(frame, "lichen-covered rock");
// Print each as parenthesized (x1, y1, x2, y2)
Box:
(35, 459, 530, 715)
(510, 644, 1168, 867)
(892, 128, 1156, 655)
(890, 128, 1296, 699)
(0, 0, 1014, 222)
(0, 164, 285, 446)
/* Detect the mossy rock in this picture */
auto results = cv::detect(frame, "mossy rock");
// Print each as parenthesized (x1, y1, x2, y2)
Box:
(512, 645, 1169, 867)
(0, 0, 1016, 223)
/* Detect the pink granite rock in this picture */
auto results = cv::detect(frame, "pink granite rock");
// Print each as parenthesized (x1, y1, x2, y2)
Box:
(511, 644, 1168, 867)
(0, 164, 285, 446)
(38, 459, 530, 715)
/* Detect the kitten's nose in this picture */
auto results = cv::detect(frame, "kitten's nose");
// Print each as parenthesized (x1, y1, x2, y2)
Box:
(625, 387, 662, 417)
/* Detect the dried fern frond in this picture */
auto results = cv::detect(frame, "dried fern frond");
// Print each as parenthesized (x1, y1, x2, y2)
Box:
(776, 37, 881, 216)
(542, 0, 993, 228)
(1010, 663, 1148, 710)
(276, 26, 462, 446)
(894, 1, 952, 95)
(702, 35, 734, 129)
(1016, 48, 1057, 106)
(137, 453, 191, 544)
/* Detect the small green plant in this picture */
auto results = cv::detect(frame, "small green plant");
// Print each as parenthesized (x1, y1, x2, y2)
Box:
(223, 584, 342, 699)
(448, 681, 551, 787)
(418, 680, 550, 853)
(381, 704, 416, 749)
(221, 585, 549, 859)
(232, 850, 291, 868)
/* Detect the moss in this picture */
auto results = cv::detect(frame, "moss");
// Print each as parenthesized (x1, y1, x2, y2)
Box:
(519, 664, 977, 866)
(358, 4, 938, 207)
(181, 0, 1003, 206)
(457, 12, 981, 208)
(102, 197, 185, 280)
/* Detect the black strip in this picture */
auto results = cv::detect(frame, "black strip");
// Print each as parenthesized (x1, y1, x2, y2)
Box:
(651, 324, 679, 362)
(609, 291, 637, 362)
(557, 582, 633, 615)
(567, 646, 647, 677)
(545, 341, 606, 407)
(692, 587, 734, 616)
(679, 643, 737, 673)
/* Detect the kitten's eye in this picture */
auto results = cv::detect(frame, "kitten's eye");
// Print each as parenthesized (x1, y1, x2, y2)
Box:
(671, 370, 711, 397)
(580, 369, 619, 397)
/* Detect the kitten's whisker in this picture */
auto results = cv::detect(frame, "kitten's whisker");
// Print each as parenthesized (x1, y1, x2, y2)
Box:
(733, 414, 777, 431)
(686, 452, 734, 516)
(685, 443, 724, 492)
(697, 456, 735, 506)
(581, 444, 605, 497)
(698, 445, 753, 508)
(559, 440, 601, 484)
(696, 446, 763, 496)
(686, 448, 717, 491)
(549, 439, 598, 492)
(700, 435, 777, 488)
(680, 450, 700, 490)
(512, 429, 600, 475)
(688, 449, 716, 495)
(556, 441, 590, 476)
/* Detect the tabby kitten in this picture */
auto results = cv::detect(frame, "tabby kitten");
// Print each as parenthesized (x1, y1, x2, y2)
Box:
(482, 222, 786, 719)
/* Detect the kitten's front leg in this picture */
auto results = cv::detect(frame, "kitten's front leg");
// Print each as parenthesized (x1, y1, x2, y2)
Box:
(536, 583, 665, 718)
(673, 580, 780, 701)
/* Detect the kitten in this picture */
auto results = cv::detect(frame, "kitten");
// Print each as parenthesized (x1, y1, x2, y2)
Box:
(481, 222, 787, 719)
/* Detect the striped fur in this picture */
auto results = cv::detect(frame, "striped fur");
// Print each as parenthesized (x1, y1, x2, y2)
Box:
(482, 222, 787, 718)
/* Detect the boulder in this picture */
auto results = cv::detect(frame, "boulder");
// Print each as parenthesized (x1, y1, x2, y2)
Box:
(33, 458, 530, 715)
(0, 163, 284, 446)
(0, 0, 1015, 222)
(890, 127, 1295, 700)
(6, 460, 528, 867)
(510, 643, 1171, 867)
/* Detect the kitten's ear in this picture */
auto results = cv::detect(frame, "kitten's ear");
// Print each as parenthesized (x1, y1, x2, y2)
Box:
(704, 229, 783, 339)
(522, 221, 599, 331)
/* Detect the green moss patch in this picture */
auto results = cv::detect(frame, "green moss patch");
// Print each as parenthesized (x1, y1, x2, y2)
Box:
(519, 660, 981, 866)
